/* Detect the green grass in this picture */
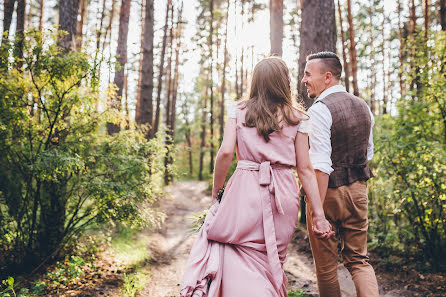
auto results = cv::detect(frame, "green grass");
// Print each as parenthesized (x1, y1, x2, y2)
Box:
(111, 227, 150, 266)
(121, 271, 149, 297)
(287, 288, 307, 297)
(111, 227, 151, 297)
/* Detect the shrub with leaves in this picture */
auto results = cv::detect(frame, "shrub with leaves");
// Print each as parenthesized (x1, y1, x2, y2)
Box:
(0, 29, 166, 272)
(368, 31, 446, 271)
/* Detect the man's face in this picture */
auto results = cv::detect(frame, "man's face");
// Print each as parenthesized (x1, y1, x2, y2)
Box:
(301, 59, 327, 99)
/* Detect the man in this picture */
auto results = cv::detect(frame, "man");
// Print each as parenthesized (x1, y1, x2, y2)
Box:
(301, 51, 379, 297)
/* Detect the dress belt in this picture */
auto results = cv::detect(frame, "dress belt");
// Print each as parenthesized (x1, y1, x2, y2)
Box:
(236, 160, 291, 291)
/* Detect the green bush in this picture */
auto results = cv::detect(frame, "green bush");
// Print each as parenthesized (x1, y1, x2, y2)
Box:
(0, 29, 166, 272)
(368, 31, 446, 271)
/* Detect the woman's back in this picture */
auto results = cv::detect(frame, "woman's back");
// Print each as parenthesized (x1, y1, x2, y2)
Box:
(235, 106, 307, 167)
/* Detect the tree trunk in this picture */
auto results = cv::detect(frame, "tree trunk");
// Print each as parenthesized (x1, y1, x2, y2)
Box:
(182, 100, 193, 176)
(39, 0, 44, 32)
(423, 0, 429, 41)
(240, 47, 244, 97)
(209, 0, 215, 174)
(58, 0, 81, 51)
(408, 0, 418, 97)
(124, 73, 130, 129)
(152, 0, 172, 137)
(199, 73, 209, 181)
(107, 0, 132, 135)
(346, 0, 359, 97)
(15, 0, 26, 70)
(2, 0, 17, 45)
(441, 0, 446, 30)
(297, 0, 336, 108)
(138, 0, 154, 139)
(397, 0, 405, 97)
(337, 0, 350, 92)
(368, 4, 376, 114)
(382, 10, 388, 114)
(96, 0, 107, 51)
(135, 0, 145, 124)
(165, 3, 183, 185)
(220, 0, 230, 143)
(38, 181, 67, 259)
(270, 0, 283, 56)
(101, 0, 117, 55)
(164, 4, 174, 185)
(76, 0, 87, 49)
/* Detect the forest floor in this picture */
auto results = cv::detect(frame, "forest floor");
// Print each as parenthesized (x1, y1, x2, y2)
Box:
(52, 181, 445, 297)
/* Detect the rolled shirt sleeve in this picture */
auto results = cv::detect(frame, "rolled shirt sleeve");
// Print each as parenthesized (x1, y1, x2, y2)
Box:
(308, 102, 334, 175)
(297, 117, 310, 134)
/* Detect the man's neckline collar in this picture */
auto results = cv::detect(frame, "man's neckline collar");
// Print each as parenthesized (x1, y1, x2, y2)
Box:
(315, 85, 347, 103)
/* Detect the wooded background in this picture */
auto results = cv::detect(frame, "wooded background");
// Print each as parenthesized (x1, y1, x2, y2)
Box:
(0, 0, 445, 280)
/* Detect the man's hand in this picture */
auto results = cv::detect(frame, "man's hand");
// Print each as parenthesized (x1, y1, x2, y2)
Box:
(312, 215, 335, 239)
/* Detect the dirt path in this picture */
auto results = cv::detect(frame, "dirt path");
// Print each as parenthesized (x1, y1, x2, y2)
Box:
(139, 181, 411, 297)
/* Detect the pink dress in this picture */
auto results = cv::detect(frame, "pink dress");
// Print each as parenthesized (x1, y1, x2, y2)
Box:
(180, 106, 308, 297)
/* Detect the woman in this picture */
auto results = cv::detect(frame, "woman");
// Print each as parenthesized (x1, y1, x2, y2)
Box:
(180, 57, 333, 297)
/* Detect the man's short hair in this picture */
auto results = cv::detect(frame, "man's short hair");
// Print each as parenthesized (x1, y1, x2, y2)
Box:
(306, 51, 342, 80)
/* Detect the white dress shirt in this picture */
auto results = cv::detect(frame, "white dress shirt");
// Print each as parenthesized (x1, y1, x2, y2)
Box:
(308, 85, 374, 175)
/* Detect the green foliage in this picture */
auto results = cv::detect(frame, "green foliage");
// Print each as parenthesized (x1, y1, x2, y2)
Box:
(0, 277, 29, 297)
(0, 29, 166, 270)
(369, 31, 446, 271)
(121, 271, 149, 297)
(287, 289, 307, 297)
(190, 210, 208, 233)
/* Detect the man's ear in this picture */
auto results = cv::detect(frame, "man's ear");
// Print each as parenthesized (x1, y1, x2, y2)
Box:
(325, 72, 333, 83)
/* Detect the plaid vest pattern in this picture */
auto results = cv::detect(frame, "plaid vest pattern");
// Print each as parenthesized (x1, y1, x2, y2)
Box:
(319, 92, 373, 188)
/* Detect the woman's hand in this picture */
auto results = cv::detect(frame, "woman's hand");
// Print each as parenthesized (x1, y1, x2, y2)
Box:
(211, 187, 219, 201)
(312, 214, 335, 239)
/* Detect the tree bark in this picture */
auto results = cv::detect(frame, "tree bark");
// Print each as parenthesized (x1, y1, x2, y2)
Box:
(382, 10, 388, 114)
(397, 0, 405, 97)
(346, 0, 359, 97)
(164, 3, 174, 185)
(368, 4, 376, 114)
(135, 0, 145, 124)
(152, 0, 172, 137)
(124, 73, 130, 129)
(441, 0, 446, 30)
(96, 0, 107, 51)
(15, 0, 26, 70)
(107, 0, 132, 135)
(2, 0, 17, 45)
(297, 0, 337, 108)
(165, 3, 183, 185)
(209, 0, 215, 174)
(270, 0, 283, 56)
(199, 72, 210, 181)
(138, 0, 154, 139)
(39, 0, 44, 32)
(76, 0, 87, 49)
(58, 0, 81, 51)
(408, 0, 418, 97)
(337, 0, 350, 92)
(423, 0, 429, 41)
(220, 0, 230, 143)
(101, 0, 117, 55)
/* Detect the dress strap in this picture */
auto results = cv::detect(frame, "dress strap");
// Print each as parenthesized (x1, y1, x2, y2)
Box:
(236, 160, 290, 291)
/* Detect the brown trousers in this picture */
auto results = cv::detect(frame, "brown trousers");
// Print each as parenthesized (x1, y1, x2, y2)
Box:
(307, 181, 379, 297)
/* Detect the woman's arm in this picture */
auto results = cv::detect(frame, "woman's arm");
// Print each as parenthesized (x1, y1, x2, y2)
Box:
(295, 131, 334, 239)
(211, 118, 237, 201)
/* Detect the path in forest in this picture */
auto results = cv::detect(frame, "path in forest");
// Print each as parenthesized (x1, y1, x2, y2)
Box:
(139, 181, 412, 297)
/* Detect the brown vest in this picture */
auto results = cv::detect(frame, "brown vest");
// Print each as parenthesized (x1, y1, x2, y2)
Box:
(319, 92, 373, 188)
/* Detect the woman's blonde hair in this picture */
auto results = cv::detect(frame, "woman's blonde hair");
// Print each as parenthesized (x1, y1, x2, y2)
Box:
(241, 56, 307, 142)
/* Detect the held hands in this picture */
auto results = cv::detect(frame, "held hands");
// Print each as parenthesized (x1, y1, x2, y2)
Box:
(312, 215, 335, 239)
